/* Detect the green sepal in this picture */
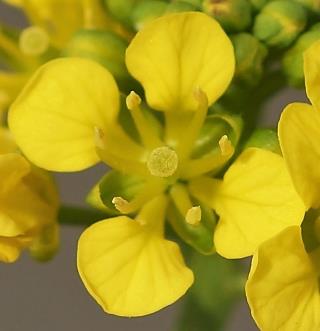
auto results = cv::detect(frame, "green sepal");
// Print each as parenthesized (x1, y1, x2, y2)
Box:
(192, 112, 243, 159)
(167, 201, 217, 255)
(99, 170, 146, 213)
(62, 29, 133, 91)
(244, 128, 281, 154)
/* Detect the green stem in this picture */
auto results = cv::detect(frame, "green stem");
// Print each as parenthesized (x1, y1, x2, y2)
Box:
(58, 205, 108, 226)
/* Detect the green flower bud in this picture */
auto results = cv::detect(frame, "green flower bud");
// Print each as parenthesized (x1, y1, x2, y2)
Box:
(104, 0, 143, 26)
(294, 0, 320, 14)
(231, 33, 268, 85)
(176, 0, 203, 8)
(62, 29, 131, 90)
(283, 23, 320, 87)
(202, 0, 252, 32)
(244, 129, 281, 154)
(29, 223, 59, 262)
(250, 0, 268, 11)
(253, 0, 307, 48)
(131, 1, 168, 31)
(166, 0, 197, 13)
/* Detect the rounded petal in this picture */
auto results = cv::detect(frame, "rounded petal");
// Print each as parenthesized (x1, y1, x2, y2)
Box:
(246, 226, 320, 331)
(77, 216, 194, 316)
(190, 148, 305, 258)
(279, 102, 320, 209)
(9, 58, 120, 172)
(126, 12, 235, 112)
(304, 40, 320, 110)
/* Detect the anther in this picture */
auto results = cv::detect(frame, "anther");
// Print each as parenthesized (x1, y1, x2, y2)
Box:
(94, 126, 106, 150)
(185, 206, 201, 225)
(126, 91, 141, 111)
(219, 135, 233, 156)
(147, 146, 178, 178)
(193, 87, 208, 110)
(19, 26, 50, 56)
(112, 197, 129, 213)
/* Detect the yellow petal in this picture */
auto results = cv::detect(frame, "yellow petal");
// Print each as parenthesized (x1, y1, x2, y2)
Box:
(189, 148, 305, 258)
(304, 40, 320, 110)
(279, 102, 320, 209)
(0, 153, 30, 196)
(246, 226, 320, 331)
(9, 58, 120, 172)
(77, 216, 194, 316)
(126, 12, 234, 112)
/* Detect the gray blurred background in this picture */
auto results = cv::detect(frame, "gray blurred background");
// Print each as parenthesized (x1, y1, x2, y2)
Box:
(0, 3, 305, 330)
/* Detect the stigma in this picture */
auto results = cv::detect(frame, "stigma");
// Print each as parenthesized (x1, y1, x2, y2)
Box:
(147, 146, 178, 178)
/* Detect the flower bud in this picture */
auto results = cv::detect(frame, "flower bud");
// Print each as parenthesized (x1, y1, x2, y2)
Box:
(294, 0, 320, 14)
(202, 0, 252, 32)
(131, 1, 168, 31)
(166, 1, 197, 13)
(29, 223, 59, 262)
(283, 23, 320, 87)
(244, 129, 281, 154)
(250, 0, 268, 11)
(253, 0, 307, 48)
(104, 0, 144, 26)
(62, 29, 131, 90)
(231, 33, 268, 86)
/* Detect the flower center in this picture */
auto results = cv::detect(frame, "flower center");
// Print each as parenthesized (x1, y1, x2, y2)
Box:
(147, 146, 178, 178)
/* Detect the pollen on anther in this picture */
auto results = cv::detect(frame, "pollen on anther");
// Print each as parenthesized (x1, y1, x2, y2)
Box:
(112, 197, 129, 213)
(94, 126, 105, 150)
(219, 135, 233, 156)
(186, 206, 201, 225)
(126, 91, 141, 111)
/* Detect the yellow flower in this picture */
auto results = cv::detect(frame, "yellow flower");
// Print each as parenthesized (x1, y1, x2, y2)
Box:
(8, 12, 304, 316)
(278, 40, 320, 209)
(246, 40, 320, 331)
(0, 128, 59, 262)
(246, 226, 320, 331)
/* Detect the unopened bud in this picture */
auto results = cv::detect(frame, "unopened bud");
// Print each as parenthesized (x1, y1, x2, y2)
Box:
(202, 0, 252, 32)
(29, 223, 59, 262)
(253, 0, 307, 48)
(294, 0, 320, 14)
(231, 33, 268, 85)
(63, 29, 130, 89)
(250, 0, 268, 11)
(244, 129, 281, 154)
(166, 1, 197, 13)
(283, 23, 320, 87)
(131, 1, 168, 31)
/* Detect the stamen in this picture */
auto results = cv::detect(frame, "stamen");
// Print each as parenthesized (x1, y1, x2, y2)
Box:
(112, 196, 129, 213)
(185, 206, 201, 226)
(219, 135, 233, 156)
(126, 91, 162, 149)
(147, 146, 178, 178)
(177, 87, 209, 158)
(94, 126, 106, 150)
(19, 26, 50, 56)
